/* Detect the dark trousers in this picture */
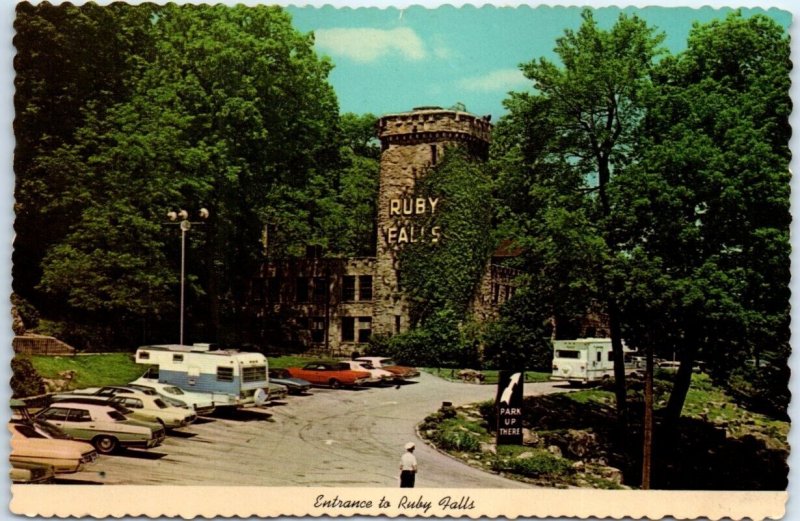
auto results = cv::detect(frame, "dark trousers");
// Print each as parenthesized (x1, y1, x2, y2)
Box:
(400, 470, 415, 488)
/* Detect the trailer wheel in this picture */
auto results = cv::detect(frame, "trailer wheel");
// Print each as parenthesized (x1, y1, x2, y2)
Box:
(329, 378, 341, 389)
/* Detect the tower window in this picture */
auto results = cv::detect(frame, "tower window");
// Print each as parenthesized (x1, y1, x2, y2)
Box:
(430, 145, 438, 165)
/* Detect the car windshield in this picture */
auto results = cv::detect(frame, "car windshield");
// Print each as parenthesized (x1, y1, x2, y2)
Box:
(107, 411, 127, 421)
(359, 362, 375, 369)
(270, 369, 289, 378)
(164, 386, 184, 395)
(153, 398, 169, 409)
(381, 359, 396, 366)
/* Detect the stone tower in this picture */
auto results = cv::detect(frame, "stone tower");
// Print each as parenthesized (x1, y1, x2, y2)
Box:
(372, 107, 492, 337)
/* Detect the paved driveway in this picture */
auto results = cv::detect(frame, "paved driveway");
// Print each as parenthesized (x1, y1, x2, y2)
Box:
(68, 372, 566, 487)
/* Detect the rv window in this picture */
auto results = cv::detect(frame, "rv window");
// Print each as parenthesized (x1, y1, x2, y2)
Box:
(242, 366, 266, 383)
(217, 367, 234, 382)
(139, 351, 150, 360)
(556, 350, 580, 359)
(173, 354, 184, 362)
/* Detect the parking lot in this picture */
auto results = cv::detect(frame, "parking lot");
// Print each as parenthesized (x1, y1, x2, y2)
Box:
(60, 373, 564, 487)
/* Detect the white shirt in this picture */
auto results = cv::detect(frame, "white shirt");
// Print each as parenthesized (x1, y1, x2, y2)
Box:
(400, 451, 417, 471)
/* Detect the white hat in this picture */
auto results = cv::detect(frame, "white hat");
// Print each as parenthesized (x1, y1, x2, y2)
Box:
(405, 442, 415, 450)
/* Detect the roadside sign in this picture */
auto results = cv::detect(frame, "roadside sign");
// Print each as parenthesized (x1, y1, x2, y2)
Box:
(495, 370, 524, 445)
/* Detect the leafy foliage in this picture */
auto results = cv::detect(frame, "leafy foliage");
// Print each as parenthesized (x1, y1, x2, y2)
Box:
(400, 148, 494, 324)
(11, 357, 46, 398)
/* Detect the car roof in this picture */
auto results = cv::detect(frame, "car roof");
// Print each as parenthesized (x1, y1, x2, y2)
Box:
(46, 400, 120, 412)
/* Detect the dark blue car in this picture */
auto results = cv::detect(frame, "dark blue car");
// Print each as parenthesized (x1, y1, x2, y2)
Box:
(268, 369, 312, 395)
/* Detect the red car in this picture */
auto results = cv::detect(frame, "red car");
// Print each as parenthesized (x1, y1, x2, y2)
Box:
(286, 361, 371, 389)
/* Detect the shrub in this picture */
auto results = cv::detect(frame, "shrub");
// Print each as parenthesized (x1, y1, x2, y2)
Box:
(11, 356, 45, 398)
(492, 449, 572, 477)
(435, 429, 481, 452)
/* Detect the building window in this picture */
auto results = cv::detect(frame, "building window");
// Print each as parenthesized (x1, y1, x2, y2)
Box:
(359, 276, 373, 301)
(358, 317, 372, 343)
(492, 283, 500, 305)
(217, 367, 234, 382)
(296, 277, 309, 302)
(395, 315, 401, 334)
(342, 317, 355, 342)
(311, 317, 325, 343)
(313, 277, 327, 303)
(342, 276, 356, 301)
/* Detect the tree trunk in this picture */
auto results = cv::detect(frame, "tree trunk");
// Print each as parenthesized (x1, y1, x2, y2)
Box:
(642, 344, 654, 489)
(664, 343, 698, 426)
(608, 298, 627, 421)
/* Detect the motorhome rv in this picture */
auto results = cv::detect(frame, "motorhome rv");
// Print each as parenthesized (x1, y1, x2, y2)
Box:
(551, 338, 634, 385)
(135, 344, 269, 407)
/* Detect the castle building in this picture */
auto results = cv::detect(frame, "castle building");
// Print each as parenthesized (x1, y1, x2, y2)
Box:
(249, 107, 519, 356)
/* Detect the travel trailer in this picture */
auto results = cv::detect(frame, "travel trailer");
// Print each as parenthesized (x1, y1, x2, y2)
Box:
(135, 344, 269, 407)
(551, 338, 634, 385)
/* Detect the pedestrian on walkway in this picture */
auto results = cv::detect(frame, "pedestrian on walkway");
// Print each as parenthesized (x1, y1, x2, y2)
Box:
(399, 442, 417, 488)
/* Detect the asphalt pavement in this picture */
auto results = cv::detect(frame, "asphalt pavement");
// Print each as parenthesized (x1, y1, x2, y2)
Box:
(66, 372, 567, 487)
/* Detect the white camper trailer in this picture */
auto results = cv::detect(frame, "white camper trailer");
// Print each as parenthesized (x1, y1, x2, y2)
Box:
(135, 344, 269, 408)
(551, 338, 631, 385)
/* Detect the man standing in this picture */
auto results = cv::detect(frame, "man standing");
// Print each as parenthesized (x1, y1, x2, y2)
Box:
(399, 442, 417, 488)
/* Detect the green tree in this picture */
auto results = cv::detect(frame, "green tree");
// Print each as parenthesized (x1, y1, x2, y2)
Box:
(497, 10, 665, 418)
(611, 12, 791, 421)
(34, 4, 342, 346)
(13, 2, 157, 317)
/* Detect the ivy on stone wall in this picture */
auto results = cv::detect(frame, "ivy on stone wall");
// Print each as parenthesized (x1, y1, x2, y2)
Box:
(399, 147, 494, 327)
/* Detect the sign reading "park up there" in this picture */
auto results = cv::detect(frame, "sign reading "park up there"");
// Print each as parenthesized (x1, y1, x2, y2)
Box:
(385, 197, 441, 245)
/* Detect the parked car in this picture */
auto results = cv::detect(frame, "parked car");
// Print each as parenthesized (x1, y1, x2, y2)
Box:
(355, 357, 420, 381)
(127, 380, 216, 415)
(267, 382, 289, 401)
(268, 369, 312, 395)
(9, 422, 98, 474)
(286, 361, 371, 388)
(339, 360, 393, 385)
(35, 402, 166, 454)
(53, 387, 196, 429)
(10, 460, 55, 484)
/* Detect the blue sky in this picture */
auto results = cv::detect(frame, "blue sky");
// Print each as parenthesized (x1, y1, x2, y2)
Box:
(286, 5, 791, 120)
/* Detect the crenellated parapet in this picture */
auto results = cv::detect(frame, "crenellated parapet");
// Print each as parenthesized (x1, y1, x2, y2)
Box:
(378, 107, 492, 153)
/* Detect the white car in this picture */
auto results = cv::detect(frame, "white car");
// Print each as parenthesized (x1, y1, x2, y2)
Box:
(35, 402, 166, 454)
(339, 360, 393, 385)
(9, 423, 98, 474)
(128, 380, 216, 415)
(53, 386, 196, 429)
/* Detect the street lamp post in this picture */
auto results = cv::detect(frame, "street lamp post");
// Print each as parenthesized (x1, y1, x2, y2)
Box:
(167, 208, 209, 345)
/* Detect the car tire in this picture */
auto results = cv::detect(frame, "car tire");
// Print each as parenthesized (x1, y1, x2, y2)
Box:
(329, 379, 341, 389)
(93, 435, 118, 454)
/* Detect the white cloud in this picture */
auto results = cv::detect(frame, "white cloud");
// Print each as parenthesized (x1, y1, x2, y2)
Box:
(314, 27, 426, 63)
(457, 68, 530, 93)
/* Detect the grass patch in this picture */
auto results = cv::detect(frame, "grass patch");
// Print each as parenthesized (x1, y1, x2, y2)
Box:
(28, 353, 145, 389)
(267, 355, 318, 369)
(422, 368, 551, 384)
